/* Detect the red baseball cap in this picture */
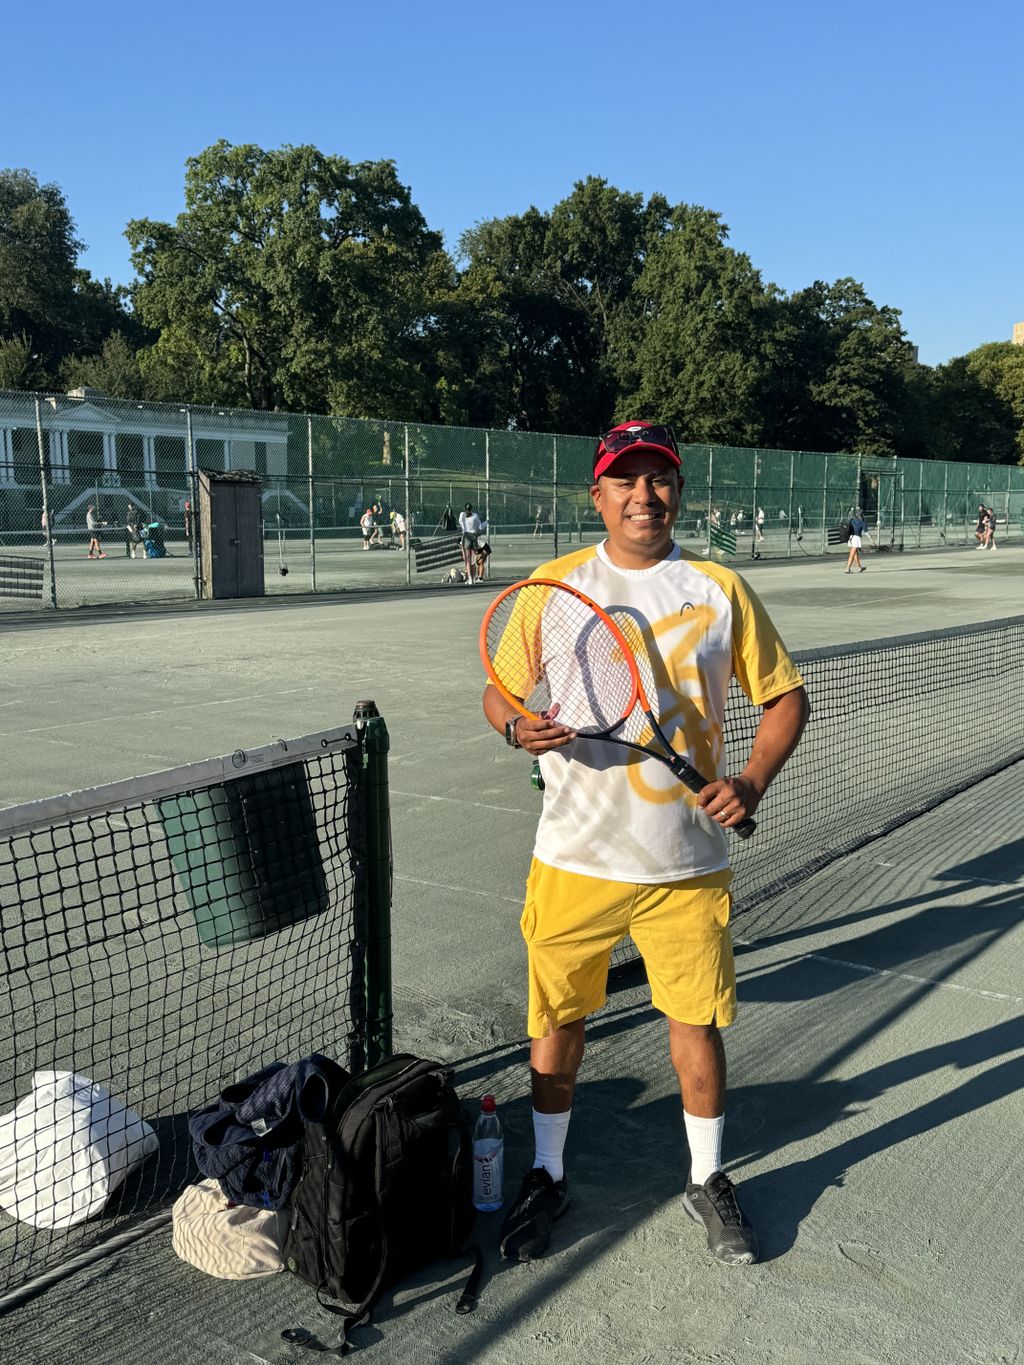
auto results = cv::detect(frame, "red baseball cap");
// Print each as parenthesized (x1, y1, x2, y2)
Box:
(593, 422, 681, 480)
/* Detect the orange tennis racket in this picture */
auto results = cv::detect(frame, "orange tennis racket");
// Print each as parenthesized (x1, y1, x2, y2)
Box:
(480, 578, 755, 839)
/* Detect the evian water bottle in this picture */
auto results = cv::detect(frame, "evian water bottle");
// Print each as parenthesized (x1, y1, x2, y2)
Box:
(472, 1095, 504, 1211)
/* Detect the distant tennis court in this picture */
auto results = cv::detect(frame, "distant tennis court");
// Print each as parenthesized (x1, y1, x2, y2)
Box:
(1, 544, 1023, 1361)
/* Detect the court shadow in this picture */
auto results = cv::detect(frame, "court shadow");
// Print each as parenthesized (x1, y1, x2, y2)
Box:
(736, 829, 1024, 954)
(736, 1031, 1024, 1259)
(935, 836, 1024, 887)
(739, 869, 1024, 1005)
(460, 1009, 1024, 1278)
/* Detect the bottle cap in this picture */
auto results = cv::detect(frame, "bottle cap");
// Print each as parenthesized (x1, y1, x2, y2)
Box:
(481, 1094, 496, 1113)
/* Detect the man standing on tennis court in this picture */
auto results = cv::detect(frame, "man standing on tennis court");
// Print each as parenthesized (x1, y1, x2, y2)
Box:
(482, 421, 808, 1267)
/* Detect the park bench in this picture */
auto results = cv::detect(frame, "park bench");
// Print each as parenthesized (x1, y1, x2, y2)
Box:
(0, 555, 45, 601)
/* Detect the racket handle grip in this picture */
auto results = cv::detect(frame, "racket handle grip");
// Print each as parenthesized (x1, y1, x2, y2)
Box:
(669, 757, 758, 839)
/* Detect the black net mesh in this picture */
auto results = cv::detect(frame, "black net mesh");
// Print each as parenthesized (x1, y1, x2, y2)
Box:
(611, 616, 1024, 969)
(0, 732, 367, 1297)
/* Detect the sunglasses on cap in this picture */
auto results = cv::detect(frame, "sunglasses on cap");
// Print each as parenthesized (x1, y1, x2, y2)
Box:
(597, 423, 678, 457)
(593, 423, 680, 479)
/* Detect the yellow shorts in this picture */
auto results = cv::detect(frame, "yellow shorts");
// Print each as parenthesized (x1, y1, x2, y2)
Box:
(520, 859, 736, 1038)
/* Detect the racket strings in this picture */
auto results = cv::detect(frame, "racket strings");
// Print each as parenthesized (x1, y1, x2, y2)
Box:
(484, 594, 555, 715)
(607, 612, 661, 745)
(611, 613, 722, 771)
(485, 584, 635, 732)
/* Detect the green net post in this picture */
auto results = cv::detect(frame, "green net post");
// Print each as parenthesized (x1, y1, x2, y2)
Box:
(354, 700, 393, 1068)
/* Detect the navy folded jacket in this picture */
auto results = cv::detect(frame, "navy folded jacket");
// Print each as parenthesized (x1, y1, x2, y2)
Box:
(189, 1053, 348, 1209)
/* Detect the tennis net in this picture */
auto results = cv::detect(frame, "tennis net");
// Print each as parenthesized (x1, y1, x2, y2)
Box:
(612, 615, 1024, 968)
(0, 710, 392, 1304)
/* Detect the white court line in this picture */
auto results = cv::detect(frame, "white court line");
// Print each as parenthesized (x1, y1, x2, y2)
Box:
(871, 859, 1022, 887)
(0, 687, 315, 739)
(390, 789, 534, 816)
(738, 939, 1024, 1006)
(96, 814, 129, 830)
(836, 591, 938, 606)
(394, 873, 524, 905)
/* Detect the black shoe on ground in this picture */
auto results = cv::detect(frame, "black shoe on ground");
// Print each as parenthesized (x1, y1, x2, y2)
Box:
(682, 1170, 759, 1265)
(499, 1167, 569, 1262)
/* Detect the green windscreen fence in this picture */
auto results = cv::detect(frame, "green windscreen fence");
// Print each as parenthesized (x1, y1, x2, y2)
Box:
(2, 389, 1021, 609)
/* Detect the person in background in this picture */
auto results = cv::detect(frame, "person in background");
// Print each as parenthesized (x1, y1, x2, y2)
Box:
(360, 507, 379, 549)
(459, 502, 484, 585)
(534, 506, 544, 538)
(125, 504, 144, 559)
(393, 509, 407, 549)
(982, 506, 998, 551)
(86, 506, 107, 559)
(755, 507, 766, 543)
(845, 508, 867, 574)
(974, 504, 987, 548)
(474, 539, 492, 581)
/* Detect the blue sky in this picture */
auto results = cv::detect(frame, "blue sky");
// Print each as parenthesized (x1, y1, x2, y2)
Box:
(3, 0, 1021, 366)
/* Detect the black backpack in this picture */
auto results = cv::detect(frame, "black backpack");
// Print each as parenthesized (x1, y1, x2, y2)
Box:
(283, 1053, 480, 1351)
(841, 520, 853, 542)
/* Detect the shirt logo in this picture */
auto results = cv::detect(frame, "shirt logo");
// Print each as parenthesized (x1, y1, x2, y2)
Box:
(679, 601, 695, 614)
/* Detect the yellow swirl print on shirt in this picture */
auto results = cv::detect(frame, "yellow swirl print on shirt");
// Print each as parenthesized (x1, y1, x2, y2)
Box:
(613, 603, 724, 806)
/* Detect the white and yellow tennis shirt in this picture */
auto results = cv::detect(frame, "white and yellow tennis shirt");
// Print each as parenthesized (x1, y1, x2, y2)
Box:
(519, 541, 803, 883)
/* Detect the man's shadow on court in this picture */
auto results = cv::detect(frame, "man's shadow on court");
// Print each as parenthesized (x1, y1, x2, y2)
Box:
(715, 840, 1024, 1257)
(451, 838, 1024, 1277)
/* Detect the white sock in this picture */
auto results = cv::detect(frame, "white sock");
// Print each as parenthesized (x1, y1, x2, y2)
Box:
(533, 1108, 571, 1182)
(684, 1110, 724, 1186)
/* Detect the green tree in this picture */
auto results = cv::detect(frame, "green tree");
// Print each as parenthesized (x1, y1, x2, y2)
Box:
(64, 332, 146, 399)
(128, 141, 449, 416)
(928, 343, 1024, 464)
(0, 333, 44, 390)
(453, 179, 670, 434)
(546, 178, 670, 427)
(0, 169, 82, 380)
(760, 279, 919, 456)
(963, 343, 1024, 463)
(618, 206, 774, 444)
(455, 208, 580, 431)
(0, 168, 133, 387)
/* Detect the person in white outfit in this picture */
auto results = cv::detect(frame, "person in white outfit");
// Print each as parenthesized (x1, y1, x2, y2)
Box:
(458, 503, 484, 584)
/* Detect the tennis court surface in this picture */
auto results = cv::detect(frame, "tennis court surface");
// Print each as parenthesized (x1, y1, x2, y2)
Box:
(1, 544, 1023, 1363)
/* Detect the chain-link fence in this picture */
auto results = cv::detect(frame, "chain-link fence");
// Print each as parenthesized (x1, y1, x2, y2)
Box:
(2, 390, 1022, 611)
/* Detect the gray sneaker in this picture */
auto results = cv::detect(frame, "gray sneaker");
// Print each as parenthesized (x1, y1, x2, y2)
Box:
(682, 1170, 759, 1265)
